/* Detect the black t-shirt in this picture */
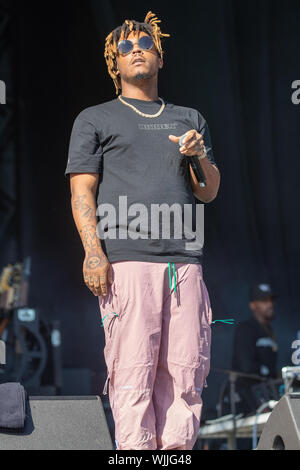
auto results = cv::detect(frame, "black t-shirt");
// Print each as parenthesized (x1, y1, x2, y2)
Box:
(65, 96, 217, 264)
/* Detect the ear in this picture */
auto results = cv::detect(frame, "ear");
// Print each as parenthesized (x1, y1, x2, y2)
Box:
(158, 57, 163, 69)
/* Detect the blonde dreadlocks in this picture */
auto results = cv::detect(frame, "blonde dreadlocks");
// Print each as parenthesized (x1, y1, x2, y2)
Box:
(104, 11, 170, 95)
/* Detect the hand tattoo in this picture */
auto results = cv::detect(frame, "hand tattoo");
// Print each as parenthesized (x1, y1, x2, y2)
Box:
(84, 249, 107, 270)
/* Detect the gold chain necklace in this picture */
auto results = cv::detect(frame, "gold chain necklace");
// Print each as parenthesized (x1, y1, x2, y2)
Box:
(118, 95, 165, 118)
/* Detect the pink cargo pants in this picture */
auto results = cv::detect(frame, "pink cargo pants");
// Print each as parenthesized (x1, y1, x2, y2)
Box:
(98, 261, 212, 450)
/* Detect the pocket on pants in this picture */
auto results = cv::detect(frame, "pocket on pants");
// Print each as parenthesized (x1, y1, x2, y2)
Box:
(99, 281, 121, 381)
(103, 312, 119, 374)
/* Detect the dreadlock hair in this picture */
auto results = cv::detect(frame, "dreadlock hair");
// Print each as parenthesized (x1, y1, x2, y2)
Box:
(104, 11, 170, 96)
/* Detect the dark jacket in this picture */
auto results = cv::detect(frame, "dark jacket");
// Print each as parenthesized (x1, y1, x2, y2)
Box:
(231, 316, 278, 413)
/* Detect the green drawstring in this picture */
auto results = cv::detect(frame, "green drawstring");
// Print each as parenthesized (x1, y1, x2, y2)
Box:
(211, 319, 235, 325)
(101, 312, 118, 327)
(173, 264, 177, 294)
(168, 262, 177, 294)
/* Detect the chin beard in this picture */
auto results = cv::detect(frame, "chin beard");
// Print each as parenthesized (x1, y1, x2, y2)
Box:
(133, 72, 152, 80)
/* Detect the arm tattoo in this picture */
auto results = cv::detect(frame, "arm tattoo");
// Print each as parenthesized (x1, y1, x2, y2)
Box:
(72, 193, 105, 257)
(73, 194, 94, 222)
(80, 224, 102, 250)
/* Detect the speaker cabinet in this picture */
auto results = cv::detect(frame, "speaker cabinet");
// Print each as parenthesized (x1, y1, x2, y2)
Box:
(0, 396, 113, 450)
(257, 393, 300, 450)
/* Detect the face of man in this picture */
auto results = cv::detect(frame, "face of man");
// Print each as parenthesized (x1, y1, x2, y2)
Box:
(115, 31, 163, 87)
(249, 296, 275, 322)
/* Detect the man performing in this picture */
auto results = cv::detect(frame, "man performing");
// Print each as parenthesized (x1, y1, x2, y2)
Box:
(65, 11, 220, 450)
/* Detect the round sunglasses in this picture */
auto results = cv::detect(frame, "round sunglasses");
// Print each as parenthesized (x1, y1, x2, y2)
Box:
(117, 35, 155, 55)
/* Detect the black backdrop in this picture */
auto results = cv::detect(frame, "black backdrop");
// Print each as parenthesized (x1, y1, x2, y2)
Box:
(0, 0, 300, 418)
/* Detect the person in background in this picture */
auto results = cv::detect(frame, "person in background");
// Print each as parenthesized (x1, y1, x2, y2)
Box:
(232, 283, 279, 415)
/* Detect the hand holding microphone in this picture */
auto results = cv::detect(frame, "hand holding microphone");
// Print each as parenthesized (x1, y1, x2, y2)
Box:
(168, 130, 210, 187)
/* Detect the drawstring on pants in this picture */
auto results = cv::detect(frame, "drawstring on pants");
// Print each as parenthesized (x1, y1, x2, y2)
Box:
(211, 319, 235, 325)
(168, 262, 177, 295)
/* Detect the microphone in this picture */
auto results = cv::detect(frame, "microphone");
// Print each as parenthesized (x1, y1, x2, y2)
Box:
(189, 155, 207, 187)
(179, 133, 209, 187)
